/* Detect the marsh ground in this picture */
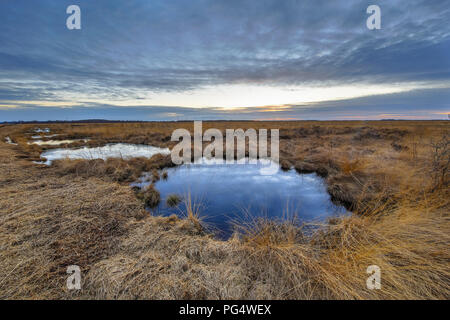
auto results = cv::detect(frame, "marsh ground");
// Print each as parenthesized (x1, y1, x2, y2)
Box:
(0, 120, 448, 299)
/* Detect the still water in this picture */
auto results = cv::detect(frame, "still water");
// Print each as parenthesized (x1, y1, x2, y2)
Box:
(133, 159, 347, 239)
(38, 143, 170, 165)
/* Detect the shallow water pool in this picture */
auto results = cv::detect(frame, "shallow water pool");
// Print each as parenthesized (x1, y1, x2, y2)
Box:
(38, 143, 170, 165)
(29, 139, 90, 146)
(133, 159, 348, 239)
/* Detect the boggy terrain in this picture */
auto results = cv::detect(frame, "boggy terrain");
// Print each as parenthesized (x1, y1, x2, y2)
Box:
(0, 120, 448, 299)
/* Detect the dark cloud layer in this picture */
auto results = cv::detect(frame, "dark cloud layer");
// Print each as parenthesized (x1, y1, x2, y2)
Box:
(0, 0, 449, 120)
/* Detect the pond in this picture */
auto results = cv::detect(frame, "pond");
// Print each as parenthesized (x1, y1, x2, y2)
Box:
(132, 159, 348, 239)
(38, 143, 170, 165)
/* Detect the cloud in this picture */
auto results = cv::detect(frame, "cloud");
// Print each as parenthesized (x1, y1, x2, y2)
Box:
(0, 0, 449, 120)
(1, 87, 449, 121)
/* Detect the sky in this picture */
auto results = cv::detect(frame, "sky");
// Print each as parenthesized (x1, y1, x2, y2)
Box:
(0, 0, 449, 121)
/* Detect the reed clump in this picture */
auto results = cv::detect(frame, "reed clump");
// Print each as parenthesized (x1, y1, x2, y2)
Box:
(166, 194, 181, 207)
(141, 185, 161, 208)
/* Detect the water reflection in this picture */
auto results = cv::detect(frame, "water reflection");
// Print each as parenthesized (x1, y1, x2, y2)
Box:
(133, 159, 347, 239)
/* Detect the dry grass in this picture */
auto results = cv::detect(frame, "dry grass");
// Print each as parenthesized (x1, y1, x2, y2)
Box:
(166, 194, 181, 207)
(140, 185, 161, 208)
(0, 120, 448, 299)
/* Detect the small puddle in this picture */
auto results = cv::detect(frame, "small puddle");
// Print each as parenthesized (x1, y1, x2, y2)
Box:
(34, 128, 50, 133)
(31, 134, 60, 139)
(5, 137, 17, 145)
(29, 139, 89, 146)
(37, 143, 170, 165)
(133, 159, 348, 239)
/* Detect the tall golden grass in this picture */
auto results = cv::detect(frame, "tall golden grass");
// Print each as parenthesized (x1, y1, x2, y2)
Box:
(0, 121, 448, 299)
